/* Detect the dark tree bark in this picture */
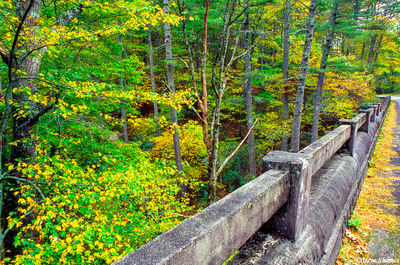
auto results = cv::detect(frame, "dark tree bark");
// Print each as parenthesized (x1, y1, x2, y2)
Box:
(200, 0, 211, 153)
(311, 3, 338, 142)
(244, 0, 256, 176)
(118, 35, 129, 143)
(11, 1, 82, 162)
(360, 42, 366, 59)
(373, 35, 383, 65)
(367, 3, 377, 69)
(281, 0, 291, 151)
(163, 0, 184, 172)
(148, 25, 159, 125)
(11, 0, 42, 163)
(290, 0, 318, 152)
(120, 104, 129, 143)
(367, 34, 378, 68)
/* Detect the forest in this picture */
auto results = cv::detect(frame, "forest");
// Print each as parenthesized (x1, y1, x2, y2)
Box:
(0, 0, 399, 264)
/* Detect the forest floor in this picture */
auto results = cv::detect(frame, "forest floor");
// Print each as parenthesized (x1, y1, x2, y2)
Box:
(336, 99, 400, 264)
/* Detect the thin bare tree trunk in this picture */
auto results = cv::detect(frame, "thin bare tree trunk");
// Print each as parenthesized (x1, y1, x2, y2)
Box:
(281, 0, 291, 151)
(311, 3, 338, 143)
(373, 35, 383, 65)
(118, 35, 129, 143)
(367, 34, 378, 68)
(367, 3, 377, 69)
(178, 0, 211, 153)
(290, 0, 318, 152)
(243, 0, 256, 176)
(163, 0, 183, 172)
(148, 25, 159, 126)
(360, 42, 366, 59)
(120, 104, 129, 143)
(201, 0, 211, 153)
(208, 0, 235, 202)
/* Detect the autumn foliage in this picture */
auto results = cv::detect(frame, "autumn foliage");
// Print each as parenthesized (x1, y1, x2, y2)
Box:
(0, 0, 399, 263)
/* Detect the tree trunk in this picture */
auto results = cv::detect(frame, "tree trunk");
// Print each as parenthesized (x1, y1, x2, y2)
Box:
(178, 0, 211, 153)
(207, 0, 234, 203)
(5, 0, 81, 257)
(201, 0, 211, 153)
(367, 3, 377, 69)
(243, 0, 256, 176)
(163, 0, 183, 172)
(360, 42, 366, 59)
(371, 35, 383, 69)
(367, 34, 378, 68)
(118, 35, 129, 143)
(311, 3, 338, 143)
(290, 0, 318, 152)
(369, 34, 383, 90)
(208, 95, 222, 203)
(281, 0, 291, 151)
(7, 2, 42, 256)
(120, 104, 129, 143)
(11, 0, 42, 163)
(148, 25, 159, 126)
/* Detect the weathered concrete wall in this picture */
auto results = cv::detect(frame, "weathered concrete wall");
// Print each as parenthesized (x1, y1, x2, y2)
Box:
(230, 96, 391, 265)
(113, 97, 391, 265)
(113, 170, 290, 265)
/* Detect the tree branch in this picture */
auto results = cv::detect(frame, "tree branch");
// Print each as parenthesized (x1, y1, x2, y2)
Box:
(1, 176, 48, 203)
(296, 0, 310, 9)
(26, 102, 57, 128)
(8, 0, 35, 81)
(216, 118, 259, 178)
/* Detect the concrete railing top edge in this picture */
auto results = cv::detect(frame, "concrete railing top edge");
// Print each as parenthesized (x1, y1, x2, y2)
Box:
(299, 125, 351, 176)
(339, 112, 367, 132)
(113, 169, 291, 265)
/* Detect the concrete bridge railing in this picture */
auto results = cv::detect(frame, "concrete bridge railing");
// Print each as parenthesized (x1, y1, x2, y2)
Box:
(113, 96, 391, 265)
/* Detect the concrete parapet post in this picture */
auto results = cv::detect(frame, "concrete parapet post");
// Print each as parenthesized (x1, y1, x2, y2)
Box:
(262, 152, 310, 241)
(369, 105, 377, 122)
(373, 103, 381, 116)
(339, 121, 357, 156)
(358, 108, 373, 133)
(339, 114, 366, 157)
(382, 97, 391, 111)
